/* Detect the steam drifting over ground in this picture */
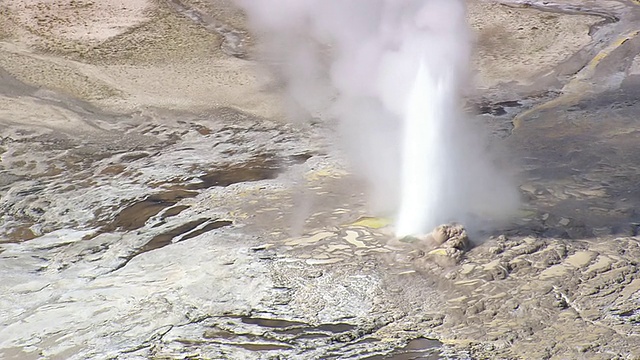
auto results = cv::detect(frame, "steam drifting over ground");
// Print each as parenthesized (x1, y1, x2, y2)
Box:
(237, 0, 519, 235)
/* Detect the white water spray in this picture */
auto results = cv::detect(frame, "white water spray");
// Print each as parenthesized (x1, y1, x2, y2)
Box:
(396, 62, 453, 236)
(237, 0, 519, 237)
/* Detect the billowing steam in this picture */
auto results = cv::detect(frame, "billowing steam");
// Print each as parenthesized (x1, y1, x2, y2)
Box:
(236, 0, 519, 236)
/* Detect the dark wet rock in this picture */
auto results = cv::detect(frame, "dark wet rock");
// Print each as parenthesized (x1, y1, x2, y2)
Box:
(186, 156, 282, 189)
(103, 190, 199, 231)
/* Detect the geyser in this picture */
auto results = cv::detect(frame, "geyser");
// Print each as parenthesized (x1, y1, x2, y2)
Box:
(396, 62, 453, 237)
(237, 0, 519, 236)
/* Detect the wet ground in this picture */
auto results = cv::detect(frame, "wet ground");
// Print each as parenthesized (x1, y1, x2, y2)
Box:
(1, 0, 640, 359)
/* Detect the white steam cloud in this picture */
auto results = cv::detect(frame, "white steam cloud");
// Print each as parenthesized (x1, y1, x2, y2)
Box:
(236, 0, 519, 235)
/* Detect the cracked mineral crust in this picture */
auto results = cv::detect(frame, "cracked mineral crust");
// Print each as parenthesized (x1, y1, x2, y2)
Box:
(1, 0, 640, 359)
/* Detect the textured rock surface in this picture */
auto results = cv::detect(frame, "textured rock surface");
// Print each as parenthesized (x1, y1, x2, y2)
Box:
(1, 0, 640, 359)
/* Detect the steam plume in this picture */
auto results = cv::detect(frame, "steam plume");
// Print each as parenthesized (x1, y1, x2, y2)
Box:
(236, 0, 519, 235)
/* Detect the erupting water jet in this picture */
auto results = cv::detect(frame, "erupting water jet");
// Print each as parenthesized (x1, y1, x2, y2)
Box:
(396, 62, 454, 237)
(237, 0, 519, 237)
